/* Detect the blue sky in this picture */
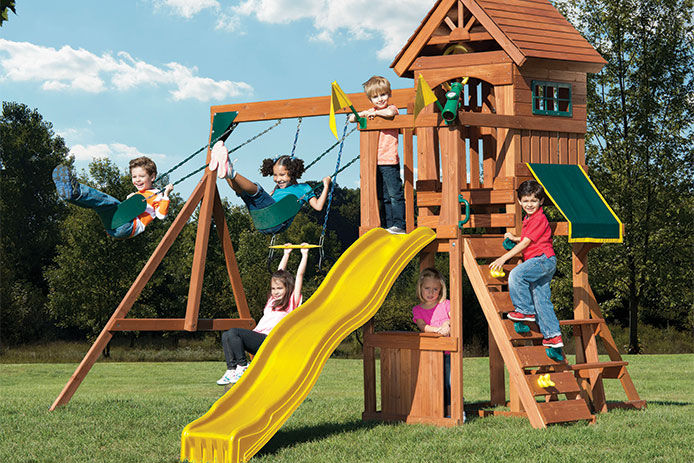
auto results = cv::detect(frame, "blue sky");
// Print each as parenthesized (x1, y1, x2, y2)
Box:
(1, 0, 435, 204)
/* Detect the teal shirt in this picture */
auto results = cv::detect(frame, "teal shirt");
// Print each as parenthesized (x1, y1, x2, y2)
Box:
(272, 183, 315, 204)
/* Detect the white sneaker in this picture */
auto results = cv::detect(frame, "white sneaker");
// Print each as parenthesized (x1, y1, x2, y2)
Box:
(386, 226, 406, 235)
(229, 365, 248, 384)
(216, 369, 236, 386)
(209, 141, 236, 179)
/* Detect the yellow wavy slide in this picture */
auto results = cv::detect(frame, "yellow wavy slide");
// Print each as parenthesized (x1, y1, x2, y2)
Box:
(181, 227, 435, 463)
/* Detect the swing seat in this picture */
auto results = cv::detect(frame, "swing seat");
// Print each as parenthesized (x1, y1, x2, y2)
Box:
(268, 244, 321, 249)
(95, 194, 147, 230)
(249, 194, 302, 231)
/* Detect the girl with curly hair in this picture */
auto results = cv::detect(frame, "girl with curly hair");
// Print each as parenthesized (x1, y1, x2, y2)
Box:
(209, 142, 331, 234)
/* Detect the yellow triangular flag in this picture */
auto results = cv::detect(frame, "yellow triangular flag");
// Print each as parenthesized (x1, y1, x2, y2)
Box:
(329, 81, 353, 139)
(414, 74, 438, 125)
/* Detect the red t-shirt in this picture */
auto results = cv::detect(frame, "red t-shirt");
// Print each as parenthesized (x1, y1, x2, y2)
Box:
(520, 207, 555, 261)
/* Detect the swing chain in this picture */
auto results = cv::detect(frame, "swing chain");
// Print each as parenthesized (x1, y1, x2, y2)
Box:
(303, 126, 358, 172)
(289, 117, 302, 159)
(317, 116, 349, 269)
(228, 119, 283, 155)
(267, 234, 278, 274)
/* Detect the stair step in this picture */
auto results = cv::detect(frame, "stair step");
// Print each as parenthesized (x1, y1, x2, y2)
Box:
(559, 318, 606, 326)
(538, 399, 593, 424)
(571, 361, 628, 379)
(481, 264, 515, 285)
(464, 235, 507, 258)
(503, 319, 543, 341)
(526, 371, 581, 396)
(515, 345, 568, 368)
(490, 292, 513, 313)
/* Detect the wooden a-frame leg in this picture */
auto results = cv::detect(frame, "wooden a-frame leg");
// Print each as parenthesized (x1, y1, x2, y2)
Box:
(50, 178, 207, 410)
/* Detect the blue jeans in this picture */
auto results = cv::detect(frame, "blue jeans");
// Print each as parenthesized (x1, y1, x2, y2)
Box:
(377, 164, 405, 230)
(508, 254, 560, 338)
(69, 184, 134, 239)
(237, 183, 292, 235)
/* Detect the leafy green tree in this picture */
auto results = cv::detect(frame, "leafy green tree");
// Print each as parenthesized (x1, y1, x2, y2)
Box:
(0, 102, 70, 346)
(0, 0, 16, 26)
(565, 0, 694, 352)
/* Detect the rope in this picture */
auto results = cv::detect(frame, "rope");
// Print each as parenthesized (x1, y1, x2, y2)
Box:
(318, 116, 349, 268)
(289, 117, 302, 158)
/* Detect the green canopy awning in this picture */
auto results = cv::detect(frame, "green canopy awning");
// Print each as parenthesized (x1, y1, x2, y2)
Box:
(527, 163, 623, 243)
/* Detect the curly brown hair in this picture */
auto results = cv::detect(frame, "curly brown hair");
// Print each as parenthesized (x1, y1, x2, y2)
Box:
(260, 155, 305, 181)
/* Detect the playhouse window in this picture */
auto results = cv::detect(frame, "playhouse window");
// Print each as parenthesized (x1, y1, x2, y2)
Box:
(532, 81, 572, 117)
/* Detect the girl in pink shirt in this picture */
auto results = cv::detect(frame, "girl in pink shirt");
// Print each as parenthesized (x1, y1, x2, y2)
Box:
(412, 268, 452, 412)
(217, 244, 309, 386)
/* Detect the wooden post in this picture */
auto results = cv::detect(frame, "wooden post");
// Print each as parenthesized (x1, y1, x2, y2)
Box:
(184, 171, 217, 331)
(573, 243, 606, 412)
(359, 131, 380, 235)
(489, 326, 505, 406)
(403, 128, 415, 232)
(362, 319, 377, 417)
(440, 124, 464, 422)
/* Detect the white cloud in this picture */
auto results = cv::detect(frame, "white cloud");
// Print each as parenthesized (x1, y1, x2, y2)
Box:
(0, 39, 252, 101)
(152, 0, 435, 59)
(152, 0, 220, 19)
(70, 143, 167, 162)
(232, 0, 435, 59)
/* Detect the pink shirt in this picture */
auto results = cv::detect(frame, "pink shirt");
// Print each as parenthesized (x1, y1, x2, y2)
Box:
(521, 207, 555, 261)
(253, 293, 302, 335)
(377, 105, 399, 165)
(412, 299, 451, 328)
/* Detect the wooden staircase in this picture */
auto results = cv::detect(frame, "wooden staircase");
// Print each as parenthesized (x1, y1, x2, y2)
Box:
(462, 236, 645, 428)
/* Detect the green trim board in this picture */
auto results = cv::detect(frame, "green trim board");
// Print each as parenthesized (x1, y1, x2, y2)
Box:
(211, 111, 238, 142)
(526, 163, 623, 243)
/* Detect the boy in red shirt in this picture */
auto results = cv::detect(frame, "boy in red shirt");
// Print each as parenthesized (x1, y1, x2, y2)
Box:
(490, 180, 563, 348)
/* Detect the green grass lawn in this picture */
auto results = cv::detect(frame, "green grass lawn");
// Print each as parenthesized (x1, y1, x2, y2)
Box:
(1, 355, 692, 463)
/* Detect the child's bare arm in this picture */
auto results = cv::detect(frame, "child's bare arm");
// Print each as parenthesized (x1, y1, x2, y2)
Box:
(308, 177, 331, 211)
(490, 237, 531, 271)
(372, 106, 398, 118)
(415, 318, 444, 334)
(278, 245, 292, 271)
(293, 245, 310, 302)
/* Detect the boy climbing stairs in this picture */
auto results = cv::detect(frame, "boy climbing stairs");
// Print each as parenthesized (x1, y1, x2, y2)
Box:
(463, 235, 644, 428)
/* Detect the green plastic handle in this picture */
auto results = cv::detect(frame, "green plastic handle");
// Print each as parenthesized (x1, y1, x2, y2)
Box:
(458, 195, 470, 228)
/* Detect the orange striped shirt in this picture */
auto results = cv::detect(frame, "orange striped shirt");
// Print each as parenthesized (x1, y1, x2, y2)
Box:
(131, 189, 170, 237)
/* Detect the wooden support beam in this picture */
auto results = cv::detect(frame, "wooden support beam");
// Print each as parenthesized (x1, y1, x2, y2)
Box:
(359, 131, 380, 235)
(212, 88, 413, 122)
(50, 178, 207, 411)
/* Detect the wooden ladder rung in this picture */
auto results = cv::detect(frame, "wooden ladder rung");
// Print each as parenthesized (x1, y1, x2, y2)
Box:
(515, 346, 568, 368)
(503, 319, 543, 341)
(526, 371, 581, 396)
(570, 360, 628, 370)
(559, 318, 606, 326)
(538, 399, 593, 424)
(490, 292, 513, 313)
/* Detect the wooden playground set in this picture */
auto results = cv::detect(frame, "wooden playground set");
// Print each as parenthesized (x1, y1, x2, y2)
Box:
(50, 0, 645, 448)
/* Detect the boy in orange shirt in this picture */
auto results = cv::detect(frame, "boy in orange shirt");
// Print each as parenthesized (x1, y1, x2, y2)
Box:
(52, 156, 172, 239)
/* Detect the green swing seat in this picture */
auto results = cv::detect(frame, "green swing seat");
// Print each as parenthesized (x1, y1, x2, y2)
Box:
(95, 194, 148, 230)
(249, 194, 303, 231)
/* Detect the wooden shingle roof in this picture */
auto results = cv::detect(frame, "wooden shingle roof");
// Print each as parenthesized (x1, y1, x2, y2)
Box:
(391, 0, 606, 76)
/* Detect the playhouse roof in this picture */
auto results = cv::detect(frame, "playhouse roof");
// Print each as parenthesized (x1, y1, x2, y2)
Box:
(391, 0, 606, 76)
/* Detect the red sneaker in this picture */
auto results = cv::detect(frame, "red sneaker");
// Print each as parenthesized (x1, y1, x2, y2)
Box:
(507, 311, 536, 322)
(542, 336, 564, 348)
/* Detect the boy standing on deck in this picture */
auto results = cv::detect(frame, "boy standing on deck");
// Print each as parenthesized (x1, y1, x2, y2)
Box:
(490, 180, 563, 348)
(350, 75, 406, 234)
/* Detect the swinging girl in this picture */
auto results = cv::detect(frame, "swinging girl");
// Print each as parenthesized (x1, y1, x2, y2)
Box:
(208, 140, 331, 234)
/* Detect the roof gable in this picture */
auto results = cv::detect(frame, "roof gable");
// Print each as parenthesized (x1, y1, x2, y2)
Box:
(391, 0, 605, 77)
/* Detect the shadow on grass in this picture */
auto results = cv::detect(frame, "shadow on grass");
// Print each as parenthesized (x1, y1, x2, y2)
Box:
(637, 400, 692, 407)
(257, 418, 380, 457)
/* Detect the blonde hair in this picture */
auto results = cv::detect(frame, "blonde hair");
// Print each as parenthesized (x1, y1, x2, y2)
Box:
(416, 267, 447, 303)
(362, 75, 392, 98)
